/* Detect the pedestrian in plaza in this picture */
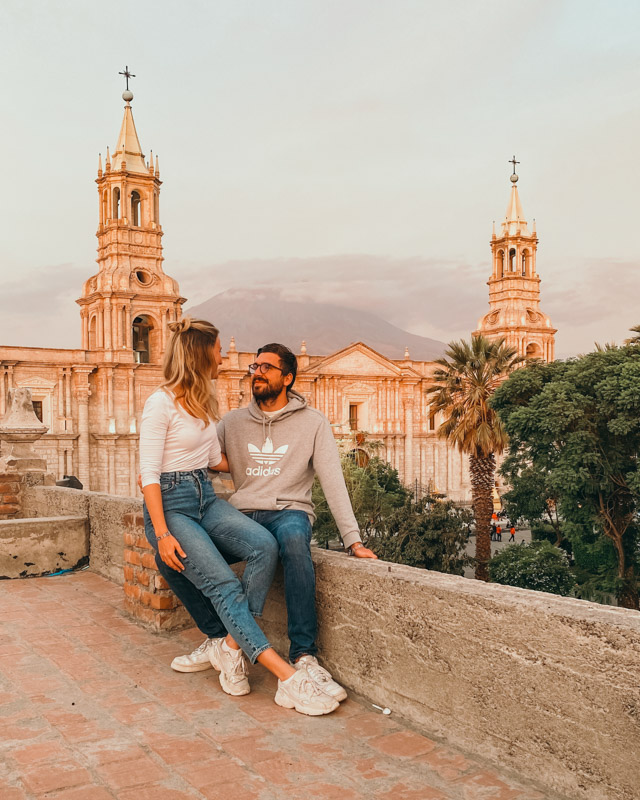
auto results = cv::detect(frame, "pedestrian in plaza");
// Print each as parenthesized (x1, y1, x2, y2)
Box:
(161, 342, 377, 704)
(140, 318, 339, 716)
(509, 525, 516, 542)
(496, 525, 502, 542)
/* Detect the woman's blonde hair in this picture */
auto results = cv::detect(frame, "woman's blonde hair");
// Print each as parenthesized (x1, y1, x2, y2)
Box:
(161, 317, 220, 425)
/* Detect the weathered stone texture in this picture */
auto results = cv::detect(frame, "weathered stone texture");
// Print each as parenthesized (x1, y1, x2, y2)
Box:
(0, 515, 88, 578)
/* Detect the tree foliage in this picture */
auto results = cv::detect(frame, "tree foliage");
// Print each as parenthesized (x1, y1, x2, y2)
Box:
(491, 347, 640, 608)
(312, 454, 470, 574)
(488, 541, 575, 596)
(368, 496, 472, 574)
(426, 335, 522, 581)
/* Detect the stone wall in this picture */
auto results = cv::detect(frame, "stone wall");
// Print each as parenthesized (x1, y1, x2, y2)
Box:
(17, 485, 640, 800)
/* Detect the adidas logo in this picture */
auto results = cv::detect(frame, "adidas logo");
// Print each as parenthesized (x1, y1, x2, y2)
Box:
(247, 438, 289, 465)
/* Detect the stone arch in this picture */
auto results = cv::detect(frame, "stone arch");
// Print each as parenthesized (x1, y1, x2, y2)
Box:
(88, 314, 98, 350)
(112, 187, 120, 219)
(131, 191, 141, 227)
(525, 342, 542, 359)
(132, 311, 162, 364)
(497, 249, 505, 278)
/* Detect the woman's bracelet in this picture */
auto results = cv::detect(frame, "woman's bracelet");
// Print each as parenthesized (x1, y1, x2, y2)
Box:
(156, 531, 172, 542)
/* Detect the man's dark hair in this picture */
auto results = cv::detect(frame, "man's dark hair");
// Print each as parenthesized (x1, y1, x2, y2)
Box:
(257, 343, 297, 389)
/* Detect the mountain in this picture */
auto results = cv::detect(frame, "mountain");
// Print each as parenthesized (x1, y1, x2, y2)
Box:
(186, 288, 447, 361)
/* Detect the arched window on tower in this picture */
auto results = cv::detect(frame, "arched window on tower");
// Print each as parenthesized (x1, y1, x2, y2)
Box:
(154, 193, 159, 224)
(509, 248, 516, 272)
(497, 250, 504, 278)
(131, 191, 141, 227)
(525, 342, 542, 360)
(88, 315, 97, 350)
(101, 190, 107, 225)
(113, 187, 120, 220)
(132, 315, 152, 363)
(522, 249, 530, 276)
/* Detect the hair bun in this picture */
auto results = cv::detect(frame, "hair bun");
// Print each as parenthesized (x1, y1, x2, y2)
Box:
(168, 317, 192, 335)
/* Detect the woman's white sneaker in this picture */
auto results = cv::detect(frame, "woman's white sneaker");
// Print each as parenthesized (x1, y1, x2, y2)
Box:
(275, 668, 340, 715)
(208, 640, 251, 696)
(170, 637, 221, 673)
(294, 655, 348, 702)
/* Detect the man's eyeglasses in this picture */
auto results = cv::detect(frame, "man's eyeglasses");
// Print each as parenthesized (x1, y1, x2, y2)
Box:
(248, 362, 284, 375)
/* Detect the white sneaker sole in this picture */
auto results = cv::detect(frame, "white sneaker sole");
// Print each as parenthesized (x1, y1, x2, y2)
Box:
(170, 659, 214, 673)
(274, 688, 339, 716)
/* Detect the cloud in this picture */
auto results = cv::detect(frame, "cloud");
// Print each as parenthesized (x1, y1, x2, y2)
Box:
(0, 263, 85, 348)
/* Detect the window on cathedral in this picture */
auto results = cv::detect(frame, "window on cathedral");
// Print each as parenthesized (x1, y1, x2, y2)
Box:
(132, 315, 151, 363)
(131, 191, 141, 226)
(135, 270, 152, 286)
(428, 410, 437, 431)
(509, 248, 516, 271)
(522, 249, 530, 276)
(32, 401, 43, 423)
(349, 404, 359, 430)
(154, 193, 159, 224)
(89, 315, 97, 349)
(498, 250, 504, 277)
(113, 187, 120, 219)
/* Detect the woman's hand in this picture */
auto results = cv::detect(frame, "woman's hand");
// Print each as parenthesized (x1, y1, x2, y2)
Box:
(157, 533, 187, 571)
(350, 542, 378, 559)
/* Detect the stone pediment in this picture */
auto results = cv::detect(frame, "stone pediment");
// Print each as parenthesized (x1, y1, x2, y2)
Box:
(17, 376, 56, 390)
(307, 343, 402, 377)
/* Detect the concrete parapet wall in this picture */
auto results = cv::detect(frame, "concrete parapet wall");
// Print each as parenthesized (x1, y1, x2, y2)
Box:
(0, 515, 88, 578)
(261, 553, 640, 800)
(22, 485, 138, 584)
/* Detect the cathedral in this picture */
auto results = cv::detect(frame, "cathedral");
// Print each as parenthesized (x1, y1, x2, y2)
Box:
(0, 90, 555, 501)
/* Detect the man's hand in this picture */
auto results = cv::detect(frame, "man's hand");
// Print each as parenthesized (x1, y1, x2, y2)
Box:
(158, 534, 187, 572)
(137, 473, 143, 492)
(350, 542, 378, 559)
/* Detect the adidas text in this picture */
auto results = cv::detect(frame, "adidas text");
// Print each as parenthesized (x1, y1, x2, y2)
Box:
(246, 466, 281, 477)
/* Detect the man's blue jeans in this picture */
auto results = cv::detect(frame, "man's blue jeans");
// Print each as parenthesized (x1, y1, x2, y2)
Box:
(156, 508, 318, 662)
(143, 470, 278, 663)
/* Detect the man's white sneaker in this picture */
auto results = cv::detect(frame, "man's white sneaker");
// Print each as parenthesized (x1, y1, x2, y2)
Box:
(294, 655, 348, 702)
(275, 668, 340, 716)
(170, 637, 221, 673)
(208, 640, 251, 696)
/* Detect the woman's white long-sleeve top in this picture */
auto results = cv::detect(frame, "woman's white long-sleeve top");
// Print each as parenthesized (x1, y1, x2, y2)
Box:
(139, 389, 222, 488)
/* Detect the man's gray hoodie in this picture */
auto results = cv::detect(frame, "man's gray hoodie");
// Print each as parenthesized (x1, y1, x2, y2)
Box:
(217, 390, 360, 549)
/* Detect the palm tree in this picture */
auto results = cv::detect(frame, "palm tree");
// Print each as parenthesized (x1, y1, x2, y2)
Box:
(426, 335, 521, 581)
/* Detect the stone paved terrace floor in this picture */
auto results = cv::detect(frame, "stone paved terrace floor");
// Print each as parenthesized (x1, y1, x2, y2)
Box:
(0, 571, 570, 800)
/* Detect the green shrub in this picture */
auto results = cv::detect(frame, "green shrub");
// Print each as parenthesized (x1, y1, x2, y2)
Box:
(489, 540, 575, 596)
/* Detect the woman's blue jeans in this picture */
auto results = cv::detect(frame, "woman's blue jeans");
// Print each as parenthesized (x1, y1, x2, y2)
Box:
(143, 470, 277, 663)
(155, 508, 318, 663)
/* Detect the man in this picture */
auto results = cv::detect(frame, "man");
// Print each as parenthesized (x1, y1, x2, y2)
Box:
(158, 343, 377, 701)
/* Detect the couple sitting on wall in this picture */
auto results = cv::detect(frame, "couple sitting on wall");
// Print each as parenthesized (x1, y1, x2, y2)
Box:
(140, 318, 377, 717)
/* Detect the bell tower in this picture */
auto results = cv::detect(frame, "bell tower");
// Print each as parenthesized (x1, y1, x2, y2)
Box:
(77, 72, 185, 364)
(475, 158, 556, 361)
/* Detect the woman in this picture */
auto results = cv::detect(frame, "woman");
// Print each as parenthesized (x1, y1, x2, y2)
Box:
(140, 317, 338, 716)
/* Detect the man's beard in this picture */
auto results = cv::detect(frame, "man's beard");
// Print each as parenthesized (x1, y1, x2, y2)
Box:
(252, 377, 284, 403)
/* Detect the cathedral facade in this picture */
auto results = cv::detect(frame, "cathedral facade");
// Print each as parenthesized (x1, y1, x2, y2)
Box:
(0, 94, 554, 502)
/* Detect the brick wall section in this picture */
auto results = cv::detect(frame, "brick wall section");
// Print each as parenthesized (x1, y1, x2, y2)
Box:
(0, 473, 22, 519)
(122, 512, 191, 631)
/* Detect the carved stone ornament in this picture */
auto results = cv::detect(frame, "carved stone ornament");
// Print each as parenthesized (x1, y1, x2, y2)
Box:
(0, 388, 49, 471)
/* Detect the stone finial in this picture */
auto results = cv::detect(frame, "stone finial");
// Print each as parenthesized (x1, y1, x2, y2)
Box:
(301, 340, 307, 355)
(0, 388, 49, 472)
(228, 336, 237, 353)
(404, 346, 410, 359)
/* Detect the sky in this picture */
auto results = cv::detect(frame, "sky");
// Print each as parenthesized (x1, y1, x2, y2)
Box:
(0, 0, 638, 357)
